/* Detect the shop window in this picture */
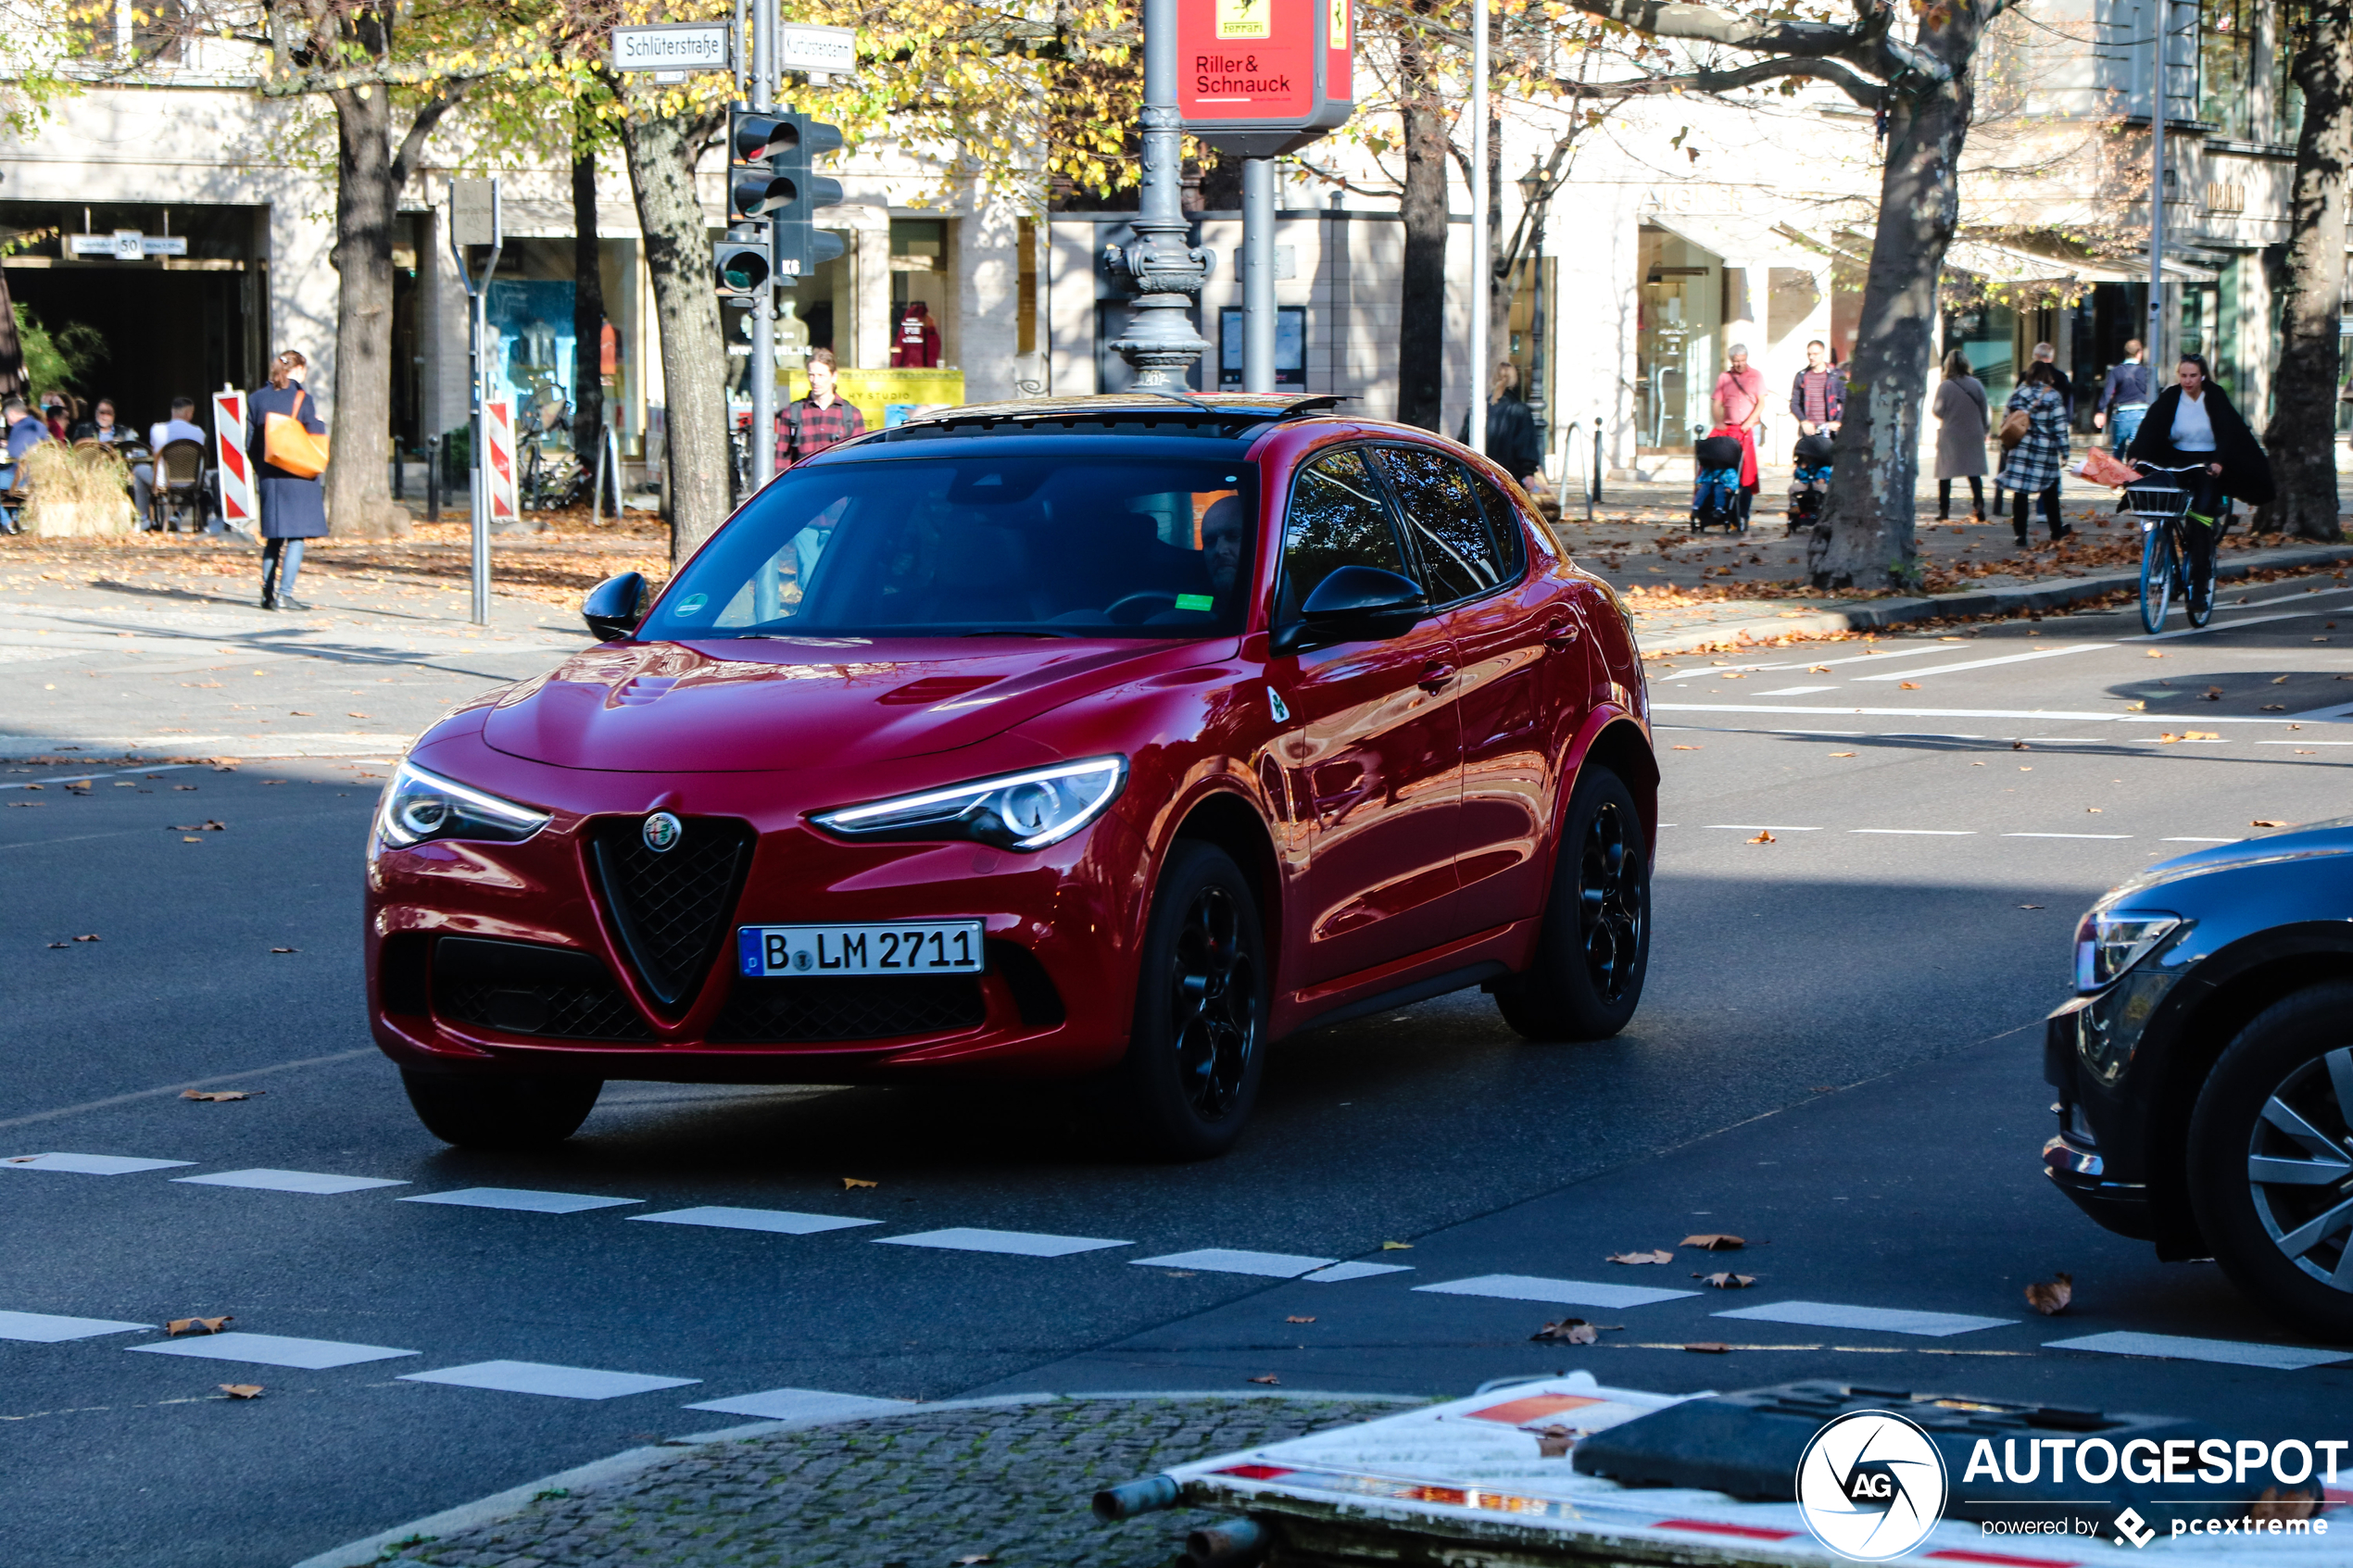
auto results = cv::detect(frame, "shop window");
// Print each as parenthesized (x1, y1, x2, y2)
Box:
(1636, 225, 1720, 450)
(1943, 301, 2017, 407)
(890, 219, 949, 367)
(2199, 0, 2255, 138)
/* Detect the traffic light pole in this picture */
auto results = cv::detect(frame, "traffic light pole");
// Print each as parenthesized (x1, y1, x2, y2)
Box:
(749, 0, 777, 492)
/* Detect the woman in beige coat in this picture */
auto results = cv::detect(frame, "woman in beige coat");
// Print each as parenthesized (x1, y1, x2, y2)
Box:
(1933, 349, 1991, 521)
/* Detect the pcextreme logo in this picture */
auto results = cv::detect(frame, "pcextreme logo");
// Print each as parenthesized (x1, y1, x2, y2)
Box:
(1795, 1410, 1950, 1562)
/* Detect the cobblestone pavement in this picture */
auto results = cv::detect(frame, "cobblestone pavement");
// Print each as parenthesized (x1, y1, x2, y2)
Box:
(376, 1396, 1411, 1568)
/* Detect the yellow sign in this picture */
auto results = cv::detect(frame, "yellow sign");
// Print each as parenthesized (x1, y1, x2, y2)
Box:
(1217, 0, 1270, 40)
(1328, 0, 1347, 48)
(781, 366, 967, 432)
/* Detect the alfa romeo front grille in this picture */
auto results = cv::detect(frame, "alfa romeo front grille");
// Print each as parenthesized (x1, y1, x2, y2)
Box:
(433, 936, 654, 1042)
(710, 974, 988, 1043)
(587, 816, 756, 1010)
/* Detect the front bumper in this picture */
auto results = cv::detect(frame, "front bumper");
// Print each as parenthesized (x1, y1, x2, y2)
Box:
(2041, 1132, 2156, 1240)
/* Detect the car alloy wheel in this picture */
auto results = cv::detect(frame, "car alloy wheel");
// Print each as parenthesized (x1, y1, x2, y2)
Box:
(1579, 799, 1642, 1005)
(1170, 884, 1257, 1120)
(2245, 1047, 2353, 1290)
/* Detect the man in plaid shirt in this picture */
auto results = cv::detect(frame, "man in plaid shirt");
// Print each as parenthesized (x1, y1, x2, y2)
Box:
(1787, 339, 1843, 435)
(776, 346, 866, 470)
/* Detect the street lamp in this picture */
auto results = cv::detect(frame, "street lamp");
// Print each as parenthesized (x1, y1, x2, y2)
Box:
(1105, 0, 1212, 389)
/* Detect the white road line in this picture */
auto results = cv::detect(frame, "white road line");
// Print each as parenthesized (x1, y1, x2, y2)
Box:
(684, 1387, 915, 1422)
(1756, 685, 1838, 696)
(2283, 701, 2353, 722)
(173, 1169, 409, 1195)
(1850, 829, 1975, 835)
(1415, 1273, 1699, 1310)
(875, 1227, 1130, 1258)
(1, 763, 202, 791)
(2230, 585, 2353, 610)
(1661, 646, 1949, 682)
(2006, 833, 2133, 840)
(630, 1207, 881, 1236)
(129, 1332, 419, 1370)
(1849, 645, 2106, 682)
(2128, 611, 2311, 642)
(2043, 1330, 2353, 1370)
(400, 1361, 700, 1399)
(1302, 1261, 1416, 1283)
(1134, 1248, 1337, 1278)
(2162, 836, 2240, 843)
(1702, 824, 1822, 832)
(399, 1187, 642, 1214)
(0, 1310, 152, 1343)
(2259, 739, 2353, 746)
(1713, 1300, 2015, 1337)
(2, 1152, 195, 1175)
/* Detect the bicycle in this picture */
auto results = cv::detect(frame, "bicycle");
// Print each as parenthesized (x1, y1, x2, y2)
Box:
(517, 401, 587, 513)
(2126, 463, 2231, 634)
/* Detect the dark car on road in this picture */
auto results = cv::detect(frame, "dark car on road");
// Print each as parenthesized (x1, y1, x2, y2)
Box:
(366, 395, 1656, 1159)
(2046, 823, 2353, 1336)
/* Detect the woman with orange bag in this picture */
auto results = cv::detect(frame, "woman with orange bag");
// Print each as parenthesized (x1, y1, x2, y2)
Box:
(249, 348, 329, 610)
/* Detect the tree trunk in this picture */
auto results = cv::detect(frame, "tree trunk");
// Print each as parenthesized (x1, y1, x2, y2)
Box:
(571, 116, 608, 475)
(325, 82, 409, 539)
(1395, 15, 1448, 431)
(621, 109, 732, 563)
(1809, 36, 1980, 591)
(2261, 1, 2353, 542)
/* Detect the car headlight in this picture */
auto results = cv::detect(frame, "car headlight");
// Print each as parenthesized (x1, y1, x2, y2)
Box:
(812, 757, 1126, 852)
(373, 760, 551, 850)
(2074, 909, 2183, 993)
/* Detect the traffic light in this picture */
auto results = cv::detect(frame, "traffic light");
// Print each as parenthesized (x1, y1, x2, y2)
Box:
(772, 111, 847, 282)
(727, 107, 793, 220)
(713, 227, 772, 305)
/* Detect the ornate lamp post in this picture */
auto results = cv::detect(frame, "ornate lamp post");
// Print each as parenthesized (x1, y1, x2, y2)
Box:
(1105, 0, 1213, 388)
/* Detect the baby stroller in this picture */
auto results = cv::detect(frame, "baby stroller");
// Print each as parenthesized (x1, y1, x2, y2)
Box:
(1787, 431, 1834, 535)
(1691, 429, 1750, 533)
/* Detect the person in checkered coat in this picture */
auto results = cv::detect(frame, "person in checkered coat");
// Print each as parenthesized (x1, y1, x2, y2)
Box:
(1996, 361, 2071, 546)
(776, 347, 866, 471)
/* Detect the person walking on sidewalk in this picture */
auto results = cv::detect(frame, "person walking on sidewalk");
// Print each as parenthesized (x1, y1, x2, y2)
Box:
(1996, 361, 2072, 547)
(1788, 339, 1843, 439)
(1933, 349, 1989, 521)
(2095, 339, 2153, 451)
(2126, 354, 2274, 617)
(775, 347, 865, 472)
(1710, 344, 1766, 495)
(1459, 361, 1543, 485)
(249, 349, 328, 611)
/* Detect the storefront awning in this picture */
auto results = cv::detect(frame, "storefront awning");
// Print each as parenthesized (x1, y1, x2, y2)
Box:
(1641, 210, 1813, 268)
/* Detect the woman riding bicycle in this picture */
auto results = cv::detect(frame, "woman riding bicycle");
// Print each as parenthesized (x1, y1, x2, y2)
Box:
(2125, 354, 2274, 612)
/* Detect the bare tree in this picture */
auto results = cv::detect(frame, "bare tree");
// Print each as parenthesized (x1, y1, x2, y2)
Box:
(571, 102, 608, 476)
(2263, 1, 2353, 542)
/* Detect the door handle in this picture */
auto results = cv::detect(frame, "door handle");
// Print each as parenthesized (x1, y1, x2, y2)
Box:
(1416, 663, 1456, 693)
(1543, 620, 1579, 649)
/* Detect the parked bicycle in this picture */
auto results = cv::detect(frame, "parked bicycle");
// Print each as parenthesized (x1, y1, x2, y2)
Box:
(518, 402, 587, 512)
(2127, 462, 2229, 633)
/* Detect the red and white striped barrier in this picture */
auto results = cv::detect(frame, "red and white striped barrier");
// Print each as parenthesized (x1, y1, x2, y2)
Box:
(484, 399, 517, 523)
(211, 390, 252, 527)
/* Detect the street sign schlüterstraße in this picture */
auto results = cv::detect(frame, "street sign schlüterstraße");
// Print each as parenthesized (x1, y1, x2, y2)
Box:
(611, 21, 730, 74)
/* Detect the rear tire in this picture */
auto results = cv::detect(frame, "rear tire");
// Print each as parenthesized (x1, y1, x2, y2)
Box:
(401, 1070, 603, 1151)
(1493, 764, 1651, 1041)
(2185, 983, 2353, 1341)
(2138, 524, 2174, 633)
(1115, 841, 1268, 1160)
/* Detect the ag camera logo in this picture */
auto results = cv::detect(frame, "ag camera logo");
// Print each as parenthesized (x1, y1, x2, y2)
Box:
(1796, 1410, 1950, 1562)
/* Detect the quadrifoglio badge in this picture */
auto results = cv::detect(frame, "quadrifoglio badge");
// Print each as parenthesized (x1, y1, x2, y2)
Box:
(1796, 1411, 2342, 1559)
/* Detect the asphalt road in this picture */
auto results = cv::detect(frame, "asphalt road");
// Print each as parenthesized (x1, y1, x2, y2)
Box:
(6, 574, 2353, 1568)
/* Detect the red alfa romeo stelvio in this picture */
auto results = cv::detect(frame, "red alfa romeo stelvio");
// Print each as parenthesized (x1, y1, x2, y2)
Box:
(366, 393, 1655, 1158)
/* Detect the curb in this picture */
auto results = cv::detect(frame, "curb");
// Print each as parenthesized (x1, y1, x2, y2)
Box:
(287, 1386, 1428, 1568)
(1631, 544, 2353, 656)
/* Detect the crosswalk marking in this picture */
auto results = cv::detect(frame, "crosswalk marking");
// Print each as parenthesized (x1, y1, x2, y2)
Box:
(2005, 833, 2132, 840)
(399, 1361, 700, 1399)
(2042, 1330, 2353, 1370)
(3, 1152, 195, 1175)
(1415, 1274, 1699, 1310)
(1134, 1248, 1337, 1278)
(685, 1387, 915, 1422)
(1849, 644, 2105, 682)
(128, 1332, 419, 1369)
(0, 1309, 152, 1342)
(874, 1227, 1130, 1258)
(1302, 1261, 1415, 1283)
(174, 1168, 409, 1195)
(1850, 829, 1975, 835)
(630, 1207, 881, 1236)
(399, 1187, 642, 1214)
(1712, 1300, 2014, 1337)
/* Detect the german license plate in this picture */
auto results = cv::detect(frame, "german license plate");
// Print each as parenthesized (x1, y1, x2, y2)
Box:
(736, 921, 985, 978)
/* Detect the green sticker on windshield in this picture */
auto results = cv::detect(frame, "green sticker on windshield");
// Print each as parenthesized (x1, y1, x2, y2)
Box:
(674, 594, 709, 616)
(1175, 593, 1214, 611)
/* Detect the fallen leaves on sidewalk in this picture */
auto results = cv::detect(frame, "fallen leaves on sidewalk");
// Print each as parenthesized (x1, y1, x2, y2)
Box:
(1747, 831, 1775, 844)
(2251, 1487, 2321, 1523)
(1606, 1249, 1674, 1265)
(219, 1385, 264, 1399)
(1530, 1318, 1613, 1344)
(1248, 1374, 1280, 1386)
(167, 1316, 232, 1336)
(840, 1177, 877, 1190)
(1694, 1273, 1758, 1289)
(2024, 1273, 2073, 1315)
(1681, 1235, 1745, 1250)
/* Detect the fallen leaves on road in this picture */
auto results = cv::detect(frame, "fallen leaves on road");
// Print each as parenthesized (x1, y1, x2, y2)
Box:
(219, 1385, 264, 1399)
(173, 784, 196, 790)
(2157, 734, 2182, 744)
(2145, 650, 2166, 659)
(1530, 1318, 1608, 1344)
(2011, 740, 2030, 751)
(1808, 665, 1831, 673)
(1607, 1249, 1674, 1265)
(2251, 1487, 2322, 1524)
(2024, 1273, 2073, 1315)
(181, 1090, 257, 1102)
(167, 1316, 232, 1336)
(1285, 1316, 1316, 1324)
(2273, 675, 2290, 684)
(1671, 744, 1702, 750)
(182, 836, 202, 843)
(1683, 1342, 1732, 1354)
(2020, 904, 2045, 910)
(2201, 687, 2222, 701)
(1747, 831, 1775, 845)
(1899, 682, 1920, 690)
(2183, 731, 2219, 741)
(289, 710, 314, 717)
(2126, 700, 2146, 711)
(1682, 1235, 1745, 1250)
(21, 784, 42, 791)
(1164, 1271, 1197, 1278)
(2296, 749, 2317, 755)
(1380, 1240, 1413, 1250)
(71, 934, 98, 943)
(840, 1177, 877, 1190)
(271, 947, 297, 955)
(2261, 704, 2286, 711)
(1694, 1273, 1758, 1289)
(2087, 808, 2102, 813)
(953, 1555, 995, 1565)
(1829, 751, 1856, 759)
(2253, 819, 2291, 828)
(1248, 1374, 1280, 1386)
(347, 712, 371, 719)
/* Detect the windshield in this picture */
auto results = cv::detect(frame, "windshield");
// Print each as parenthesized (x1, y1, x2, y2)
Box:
(639, 456, 1258, 641)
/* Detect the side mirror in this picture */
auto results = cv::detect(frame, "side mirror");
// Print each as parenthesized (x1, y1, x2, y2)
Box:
(1271, 565, 1428, 655)
(582, 571, 647, 642)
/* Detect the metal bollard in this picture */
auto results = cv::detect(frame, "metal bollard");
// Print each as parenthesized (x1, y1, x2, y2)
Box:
(393, 448, 405, 500)
(1091, 1474, 1180, 1521)
(426, 434, 441, 521)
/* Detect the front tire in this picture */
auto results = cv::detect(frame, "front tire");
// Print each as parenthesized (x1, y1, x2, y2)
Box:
(1115, 841, 1268, 1160)
(2138, 524, 2174, 633)
(401, 1070, 603, 1151)
(1493, 763, 1651, 1041)
(2186, 983, 2353, 1340)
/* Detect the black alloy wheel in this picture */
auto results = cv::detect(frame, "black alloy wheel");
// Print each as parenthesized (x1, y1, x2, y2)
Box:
(1119, 841, 1267, 1159)
(1493, 763, 1651, 1042)
(2187, 981, 2353, 1338)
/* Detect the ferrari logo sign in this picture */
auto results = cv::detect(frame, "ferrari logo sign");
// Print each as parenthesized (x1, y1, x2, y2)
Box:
(1217, 0, 1270, 38)
(1328, 0, 1348, 48)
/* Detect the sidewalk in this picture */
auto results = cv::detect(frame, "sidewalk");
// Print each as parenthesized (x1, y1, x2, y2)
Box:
(305, 1393, 1408, 1568)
